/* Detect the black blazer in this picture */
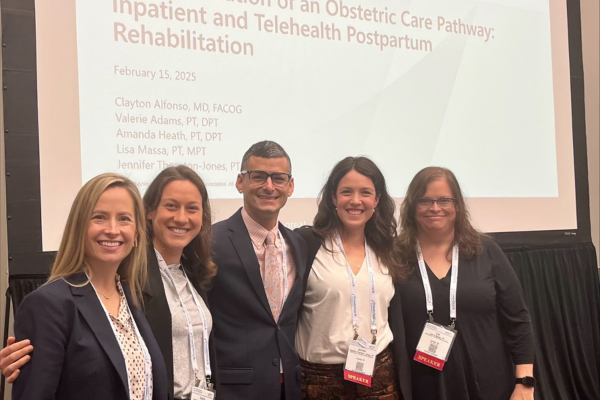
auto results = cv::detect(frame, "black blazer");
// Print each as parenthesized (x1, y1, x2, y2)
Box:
(209, 208, 308, 400)
(295, 226, 413, 400)
(13, 272, 168, 400)
(142, 245, 219, 400)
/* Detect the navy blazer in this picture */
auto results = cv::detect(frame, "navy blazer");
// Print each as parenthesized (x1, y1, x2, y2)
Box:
(142, 245, 219, 400)
(13, 272, 168, 400)
(209, 208, 307, 400)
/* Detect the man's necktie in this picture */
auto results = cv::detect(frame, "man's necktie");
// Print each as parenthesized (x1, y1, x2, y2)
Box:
(264, 231, 283, 321)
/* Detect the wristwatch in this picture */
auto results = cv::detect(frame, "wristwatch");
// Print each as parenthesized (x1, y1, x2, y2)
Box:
(515, 376, 536, 388)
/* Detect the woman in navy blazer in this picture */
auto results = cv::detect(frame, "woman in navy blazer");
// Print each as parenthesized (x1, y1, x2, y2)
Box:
(13, 173, 168, 400)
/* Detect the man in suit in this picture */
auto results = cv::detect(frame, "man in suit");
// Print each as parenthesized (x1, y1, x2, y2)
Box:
(210, 141, 307, 400)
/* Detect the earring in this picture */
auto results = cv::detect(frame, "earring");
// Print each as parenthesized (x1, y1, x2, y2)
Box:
(373, 207, 376, 211)
(133, 238, 138, 248)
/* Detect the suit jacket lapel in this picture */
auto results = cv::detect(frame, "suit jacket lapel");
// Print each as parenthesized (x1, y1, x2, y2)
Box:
(69, 274, 129, 394)
(280, 226, 306, 318)
(198, 287, 209, 306)
(142, 245, 175, 400)
(229, 210, 273, 319)
(281, 225, 306, 287)
(142, 245, 159, 300)
(123, 283, 155, 360)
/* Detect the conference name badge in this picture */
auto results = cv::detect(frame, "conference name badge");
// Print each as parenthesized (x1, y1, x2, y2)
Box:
(414, 321, 456, 371)
(191, 386, 215, 400)
(343, 338, 377, 387)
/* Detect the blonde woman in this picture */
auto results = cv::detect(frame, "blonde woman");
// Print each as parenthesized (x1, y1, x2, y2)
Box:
(12, 173, 168, 400)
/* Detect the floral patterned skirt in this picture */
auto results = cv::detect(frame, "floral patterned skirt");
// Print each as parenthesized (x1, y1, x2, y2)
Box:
(300, 343, 402, 400)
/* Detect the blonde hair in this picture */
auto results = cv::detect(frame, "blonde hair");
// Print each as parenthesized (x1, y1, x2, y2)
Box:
(48, 173, 147, 305)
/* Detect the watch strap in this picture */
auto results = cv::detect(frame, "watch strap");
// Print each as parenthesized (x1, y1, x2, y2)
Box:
(515, 376, 536, 388)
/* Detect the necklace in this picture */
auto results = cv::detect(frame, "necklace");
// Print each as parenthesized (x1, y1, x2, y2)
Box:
(339, 238, 364, 271)
(95, 289, 115, 300)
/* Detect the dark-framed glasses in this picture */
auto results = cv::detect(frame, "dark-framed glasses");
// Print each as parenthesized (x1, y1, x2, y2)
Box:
(417, 197, 456, 209)
(241, 170, 292, 187)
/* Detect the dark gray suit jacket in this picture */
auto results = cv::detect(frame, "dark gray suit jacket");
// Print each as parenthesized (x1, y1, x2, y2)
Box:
(210, 208, 307, 400)
(14, 272, 168, 400)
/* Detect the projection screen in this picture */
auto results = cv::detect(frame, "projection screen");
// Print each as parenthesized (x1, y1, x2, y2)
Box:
(35, 0, 576, 251)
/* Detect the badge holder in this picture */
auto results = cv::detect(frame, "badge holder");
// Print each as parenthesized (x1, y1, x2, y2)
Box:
(191, 376, 217, 400)
(413, 313, 457, 371)
(344, 329, 377, 387)
(191, 377, 216, 400)
(192, 387, 215, 400)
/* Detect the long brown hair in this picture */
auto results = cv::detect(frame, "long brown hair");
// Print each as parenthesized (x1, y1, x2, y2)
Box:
(49, 173, 148, 305)
(144, 165, 216, 289)
(313, 157, 410, 283)
(397, 167, 482, 271)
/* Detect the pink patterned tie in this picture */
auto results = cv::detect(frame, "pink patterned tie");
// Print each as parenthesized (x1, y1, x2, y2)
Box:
(264, 232, 283, 321)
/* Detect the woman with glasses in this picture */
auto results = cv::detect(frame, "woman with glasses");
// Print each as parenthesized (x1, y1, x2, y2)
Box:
(295, 157, 412, 400)
(392, 166, 534, 400)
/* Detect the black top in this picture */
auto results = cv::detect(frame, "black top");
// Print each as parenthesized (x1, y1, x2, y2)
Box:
(399, 237, 533, 400)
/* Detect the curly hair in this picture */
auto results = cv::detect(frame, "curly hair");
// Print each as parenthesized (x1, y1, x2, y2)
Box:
(144, 165, 217, 289)
(397, 167, 482, 271)
(313, 156, 410, 283)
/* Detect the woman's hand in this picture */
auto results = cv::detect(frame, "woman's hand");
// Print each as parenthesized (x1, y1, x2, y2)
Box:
(510, 384, 534, 400)
(0, 337, 33, 383)
(511, 364, 535, 399)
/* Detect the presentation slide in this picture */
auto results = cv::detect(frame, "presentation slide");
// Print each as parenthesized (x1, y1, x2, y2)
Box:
(36, 0, 576, 251)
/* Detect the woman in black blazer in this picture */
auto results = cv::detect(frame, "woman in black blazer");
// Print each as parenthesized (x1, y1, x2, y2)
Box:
(13, 173, 168, 400)
(141, 165, 219, 400)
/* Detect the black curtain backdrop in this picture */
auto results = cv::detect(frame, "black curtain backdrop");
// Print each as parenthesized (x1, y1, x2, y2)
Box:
(7, 244, 599, 400)
(505, 243, 600, 400)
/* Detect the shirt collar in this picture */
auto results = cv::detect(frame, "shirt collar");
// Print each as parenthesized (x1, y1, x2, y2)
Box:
(111, 278, 130, 323)
(241, 207, 281, 249)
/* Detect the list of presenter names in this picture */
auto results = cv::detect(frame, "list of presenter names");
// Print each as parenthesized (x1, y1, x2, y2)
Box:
(110, 67, 245, 187)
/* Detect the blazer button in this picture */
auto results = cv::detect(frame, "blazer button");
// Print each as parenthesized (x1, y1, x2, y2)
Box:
(273, 358, 279, 366)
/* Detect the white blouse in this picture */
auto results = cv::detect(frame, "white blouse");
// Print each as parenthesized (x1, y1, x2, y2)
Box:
(295, 238, 395, 364)
(160, 264, 212, 399)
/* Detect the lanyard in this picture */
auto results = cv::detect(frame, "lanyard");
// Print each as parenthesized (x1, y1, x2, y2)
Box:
(89, 275, 152, 400)
(155, 249, 212, 387)
(334, 231, 377, 344)
(416, 242, 459, 328)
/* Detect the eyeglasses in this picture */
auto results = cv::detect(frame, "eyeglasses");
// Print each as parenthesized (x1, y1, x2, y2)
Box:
(240, 170, 292, 187)
(417, 197, 456, 209)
